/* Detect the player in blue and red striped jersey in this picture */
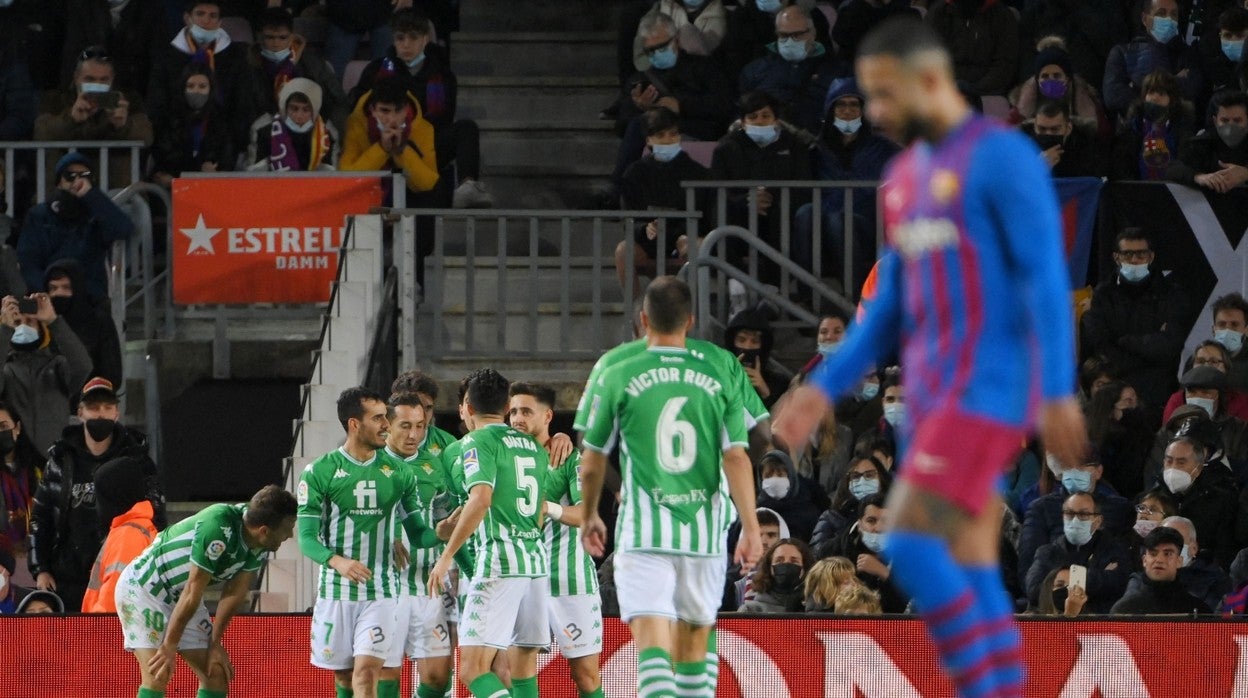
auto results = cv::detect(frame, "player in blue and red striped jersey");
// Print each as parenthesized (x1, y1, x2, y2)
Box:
(776, 16, 1088, 698)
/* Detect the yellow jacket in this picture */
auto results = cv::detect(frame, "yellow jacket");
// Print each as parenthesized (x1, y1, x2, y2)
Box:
(341, 89, 439, 193)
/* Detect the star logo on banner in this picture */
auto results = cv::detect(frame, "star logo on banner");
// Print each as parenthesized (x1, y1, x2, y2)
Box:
(181, 214, 221, 254)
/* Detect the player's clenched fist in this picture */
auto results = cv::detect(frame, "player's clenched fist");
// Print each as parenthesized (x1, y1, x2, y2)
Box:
(328, 555, 372, 584)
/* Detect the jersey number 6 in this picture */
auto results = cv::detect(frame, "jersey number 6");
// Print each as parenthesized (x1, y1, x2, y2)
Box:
(656, 397, 697, 474)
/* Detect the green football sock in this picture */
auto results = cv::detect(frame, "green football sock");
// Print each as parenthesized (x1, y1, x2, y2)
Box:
(468, 673, 511, 698)
(705, 627, 719, 698)
(637, 647, 676, 698)
(195, 690, 227, 698)
(674, 661, 706, 697)
(510, 676, 538, 698)
(417, 683, 447, 698)
(137, 689, 165, 698)
(335, 685, 353, 698)
(377, 679, 399, 698)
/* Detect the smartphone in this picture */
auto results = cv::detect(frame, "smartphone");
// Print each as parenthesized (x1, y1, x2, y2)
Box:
(1068, 564, 1087, 591)
(96, 90, 122, 110)
(17, 298, 38, 315)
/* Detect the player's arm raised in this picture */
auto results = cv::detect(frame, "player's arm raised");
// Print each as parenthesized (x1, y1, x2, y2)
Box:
(148, 564, 213, 682)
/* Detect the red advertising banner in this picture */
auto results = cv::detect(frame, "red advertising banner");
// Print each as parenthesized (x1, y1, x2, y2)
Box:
(172, 176, 384, 304)
(5, 614, 1247, 697)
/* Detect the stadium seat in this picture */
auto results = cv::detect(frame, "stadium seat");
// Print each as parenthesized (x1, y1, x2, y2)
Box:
(982, 95, 1012, 122)
(221, 16, 254, 44)
(682, 140, 717, 169)
(342, 59, 370, 93)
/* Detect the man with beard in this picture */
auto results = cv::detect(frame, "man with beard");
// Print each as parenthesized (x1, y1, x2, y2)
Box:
(28, 376, 164, 610)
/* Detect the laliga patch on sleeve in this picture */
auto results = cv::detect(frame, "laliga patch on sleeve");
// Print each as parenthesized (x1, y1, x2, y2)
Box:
(206, 540, 227, 561)
(463, 448, 480, 477)
(297, 480, 309, 505)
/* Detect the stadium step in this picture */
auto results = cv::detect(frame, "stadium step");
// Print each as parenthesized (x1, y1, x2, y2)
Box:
(430, 209, 661, 258)
(478, 120, 618, 172)
(435, 256, 627, 308)
(458, 5, 615, 33)
(458, 78, 618, 122)
(453, 33, 616, 78)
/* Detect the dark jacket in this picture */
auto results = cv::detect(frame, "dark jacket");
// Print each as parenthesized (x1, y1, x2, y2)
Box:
(1018, 0, 1127, 94)
(1093, 409, 1155, 499)
(147, 30, 257, 144)
(712, 126, 814, 250)
(1025, 529, 1133, 612)
(1110, 575, 1213, 614)
(60, 0, 162, 95)
(350, 46, 457, 136)
(28, 423, 165, 583)
(810, 496, 862, 560)
(824, 523, 909, 613)
(1145, 415, 1248, 492)
(738, 43, 845, 135)
(832, 0, 919, 61)
(753, 450, 824, 543)
(43, 259, 121, 387)
(18, 188, 134, 300)
(325, 0, 392, 33)
(1017, 482, 1133, 589)
(247, 39, 349, 135)
(1103, 35, 1204, 115)
(721, 1, 833, 81)
(150, 101, 237, 178)
(723, 306, 792, 408)
(1121, 552, 1233, 612)
(1021, 122, 1105, 178)
(621, 151, 711, 259)
(619, 52, 733, 142)
(1081, 270, 1191, 412)
(926, 0, 1020, 96)
(834, 393, 884, 447)
(0, 43, 35, 140)
(1110, 104, 1197, 181)
(737, 586, 804, 613)
(0, 321, 92, 457)
(1167, 129, 1248, 186)
(1151, 465, 1242, 568)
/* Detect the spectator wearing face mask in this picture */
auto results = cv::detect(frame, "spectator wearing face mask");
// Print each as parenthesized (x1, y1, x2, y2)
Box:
(833, 368, 883, 448)
(1162, 340, 1248, 422)
(1110, 69, 1197, 180)
(855, 373, 905, 459)
(1130, 490, 1178, 547)
(1010, 37, 1111, 139)
(800, 313, 848, 378)
(810, 456, 891, 559)
(802, 556, 861, 612)
(1086, 380, 1153, 498)
(247, 78, 338, 172)
(149, 65, 236, 186)
(1035, 566, 1088, 618)
(739, 6, 847, 136)
(1208, 293, 1248, 391)
(1017, 459, 1132, 591)
(737, 537, 815, 613)
(0, 400, 41, 586)
(1120, 516, 1231, 611)
(1021, 99, 1105, 177)
(722, 506, 789, 611)
(721, 0, 832, 82)
(1151, 435, 1241, 568)
(723, 304, 792, 408)
(0, 546, 27, 613)
(754, 450, 824, 542)
(1112, 526, 1213, 614)
(631, 0, 729, 72)
(43, 259, 121, 388)
(1168, 89, 1248, 191)
(0, 294, 91, 457)
(822, 494, 908, 613)
(1199, 8, 1248, 100)
(245, 8, 348, 137)
(1024, 492, 1133, 612)
(1103, 0, 1203, 116)
(17, 153, 133, 301)
(28, 377, 165, 611)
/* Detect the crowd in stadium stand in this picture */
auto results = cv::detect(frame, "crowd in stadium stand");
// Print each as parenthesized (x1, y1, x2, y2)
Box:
(3, 0, 1248, 624)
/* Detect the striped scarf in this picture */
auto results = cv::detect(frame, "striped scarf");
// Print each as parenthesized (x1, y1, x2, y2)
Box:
(268, 116, 331, 171)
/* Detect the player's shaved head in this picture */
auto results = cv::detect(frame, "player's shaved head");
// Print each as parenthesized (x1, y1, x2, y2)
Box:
(466, 368, 511, 417)
(857, 15, 951, 71)
(244, 484, 298, 528)
(643, 276, 692, 334)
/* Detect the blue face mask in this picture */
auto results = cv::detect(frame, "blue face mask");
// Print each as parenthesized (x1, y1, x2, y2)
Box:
(834, 117, 862, 135)
(757, 0, 783, 12)
(1119, 263, 1150, 283)
(849, 477, 880, 501)
(817, 341, 840, 357)
(883, 402, 904, 428)
(744, 123, 779, 147)
(649, 45, 678, 70)
(651, 141, 681, 162)
(777, 38, 809, 62)
(261, 48, 291, 62)
(1215, 328, 1244, 354)
(405, 53, 426, 69)
(1224, 39, 1245, 63)
(1061, 469, 1093, 493)
(189, 24, 220, 45)
(10, 324, 38, 346)
(1064, 518, 1094, 546)
(859, 382, 879, 401)
(682, 0, 706, 10)
(1150, 16, 1179, 44)
(860, 529, 885, 553)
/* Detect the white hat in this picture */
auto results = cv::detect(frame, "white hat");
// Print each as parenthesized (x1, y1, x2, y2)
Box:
(278, 77, 323, 117)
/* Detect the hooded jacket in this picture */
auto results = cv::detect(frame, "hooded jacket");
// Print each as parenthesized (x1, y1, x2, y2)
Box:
(340, 88, 439, 194)
(18, 187, 133, 300)
(28, 422, 165, 584)
(0, 320, 92, 456)
(723, 307, 792, 407)
(754, 450, 824, 543)
(43, 258, 122, 386)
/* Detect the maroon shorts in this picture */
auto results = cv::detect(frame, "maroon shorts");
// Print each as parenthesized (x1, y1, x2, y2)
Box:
(899, 410, 1026, 517)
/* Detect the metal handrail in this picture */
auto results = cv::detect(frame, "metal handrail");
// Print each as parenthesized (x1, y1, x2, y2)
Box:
(0, 140, 146, 217)
(363, 266, 399, 393)
(108, 182, 175, 341)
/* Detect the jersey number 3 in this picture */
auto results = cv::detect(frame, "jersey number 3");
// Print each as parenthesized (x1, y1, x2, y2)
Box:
(514, 456, 539, 516)
(657, 397, 697, 474)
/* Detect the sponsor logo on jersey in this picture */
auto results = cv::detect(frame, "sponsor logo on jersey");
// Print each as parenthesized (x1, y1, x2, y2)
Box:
(463, 448, 480, 477)
(221, 526, 233, 540)
(332, 469, 349, 479)
(206, 540, 227, 561)
(297, 480, 309, 505)
(649, 487, 709, 506)
(894, 217, 959, 259)
(508, 526, 542, 540)
(911, 451, 948, 475)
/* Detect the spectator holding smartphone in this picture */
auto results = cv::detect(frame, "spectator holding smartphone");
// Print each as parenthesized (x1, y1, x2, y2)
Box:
(33, 46, 153, 188)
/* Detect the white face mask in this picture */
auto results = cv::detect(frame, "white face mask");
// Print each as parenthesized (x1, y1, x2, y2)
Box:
(761, 475, 790, 499)
(80, 82, 111, 95)
(261, 47, 291, 63)
(1180, 543, 1193, 567)
(1164, 467, 1194, 494)
(1186, 396, 1216, 417)
(11, 324, 39, 346)
(284, 116, 314, 133)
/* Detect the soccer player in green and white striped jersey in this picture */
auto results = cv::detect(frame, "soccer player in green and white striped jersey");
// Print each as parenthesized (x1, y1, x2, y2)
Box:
(427, 369, 550, 698)
(380, 391, 460, 698)
(579, 277, 763, 698)
(298, 387, 456, 698)
(115, 484, 297, 698)
(507, 383, 604, 698)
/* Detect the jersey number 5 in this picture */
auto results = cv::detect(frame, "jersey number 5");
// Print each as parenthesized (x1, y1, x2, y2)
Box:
(514, 456, 539, 516)
(656, 397, 697, 474)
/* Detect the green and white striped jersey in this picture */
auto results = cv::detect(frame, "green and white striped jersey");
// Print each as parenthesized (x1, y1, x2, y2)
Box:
(297, 447, 425, 601)
(461, 423, 549, 579)
(581, 346, 748, 557)
(128, 503, 265, 606)
(440, 438, 478, 572)
(574, 337, 768, 432)
(388, 425, 458, 596)
(543, 449, 598, 597)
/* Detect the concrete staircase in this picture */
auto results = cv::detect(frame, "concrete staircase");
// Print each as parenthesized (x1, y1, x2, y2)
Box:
(454, 6, 620, 209)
